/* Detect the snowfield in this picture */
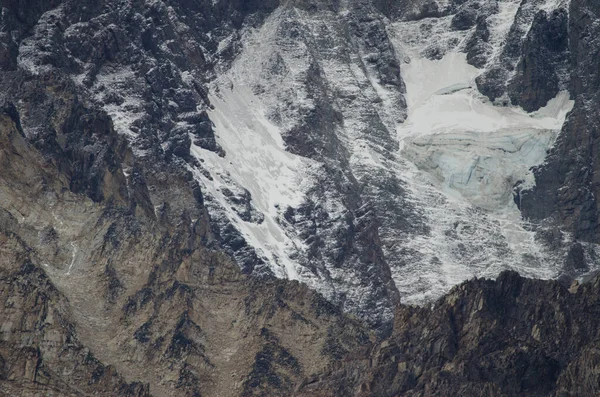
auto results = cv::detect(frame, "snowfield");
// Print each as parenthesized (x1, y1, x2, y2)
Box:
(186, 0, 595, 308)
(192, 83, 315, 280)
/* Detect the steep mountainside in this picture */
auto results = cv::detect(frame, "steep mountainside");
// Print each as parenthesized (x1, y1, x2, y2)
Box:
(298, 271, 600, 397)
(2, 0, 600, 395)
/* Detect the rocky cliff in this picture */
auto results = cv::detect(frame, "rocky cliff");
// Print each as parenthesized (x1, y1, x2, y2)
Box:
(299, 271, 600, 397)
(520, 0, 600, 246)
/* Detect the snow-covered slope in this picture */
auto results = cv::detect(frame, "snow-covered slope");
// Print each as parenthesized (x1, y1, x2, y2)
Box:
(42, 0, 594, 326)
(194, 4, 407, 326)
(191, 84, 312, 280)
(390, 49, 574, 303)
(180, 0, 600, 316)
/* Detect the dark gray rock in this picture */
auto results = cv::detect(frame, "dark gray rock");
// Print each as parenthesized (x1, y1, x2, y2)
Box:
(221, 187, 265, 224)
(508, 8, 570, 112)
(565, 242, 588, 272)
(475, 0, 544, 103)
(520, 0, 600, 243)
(465, 14, 492, 68)
(299, 271, 600, 396)
(451, 2, 479, 31)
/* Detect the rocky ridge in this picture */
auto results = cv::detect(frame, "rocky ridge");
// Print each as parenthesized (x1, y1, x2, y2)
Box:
(298, 271, 600, 397)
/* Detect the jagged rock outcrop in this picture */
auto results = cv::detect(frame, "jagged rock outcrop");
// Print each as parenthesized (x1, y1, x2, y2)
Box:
(299, 271, 600, 397)
(0, 72, 370, 396)
(508, 8, 570, 112)
(0, 239, 150, 397)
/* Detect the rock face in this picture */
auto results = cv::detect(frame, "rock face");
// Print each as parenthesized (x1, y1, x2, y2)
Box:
(0, 103, 149, 396)
(3, 0, 600, 395)
(298, 271, 600, 397)
(520, 0, 600, 244)
(508, 8, 570, 112)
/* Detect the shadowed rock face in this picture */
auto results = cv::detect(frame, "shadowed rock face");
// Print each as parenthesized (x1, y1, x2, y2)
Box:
(4, 0, 600, 395)
(519, 0, 600, 245)
(297, 271, 600, 397)
(508, 8, 570, 112)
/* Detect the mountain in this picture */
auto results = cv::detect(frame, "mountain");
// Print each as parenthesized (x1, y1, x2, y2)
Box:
(2, 0, 600, 395)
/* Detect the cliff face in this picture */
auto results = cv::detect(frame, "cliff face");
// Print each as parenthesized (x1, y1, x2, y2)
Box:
(520, 0, 600, 245)
(0, 2, 369, 394)
(0, 102, 150, 396)
(299, 271, 600, 397)
(3, 0, 600, 395)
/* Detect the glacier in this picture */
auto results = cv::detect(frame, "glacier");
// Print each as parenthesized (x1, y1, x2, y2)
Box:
(391, 48, 575, 303)
(398, 51, 573, 210)
(75, 0, 599, 320)
(186, 0, 598, 309)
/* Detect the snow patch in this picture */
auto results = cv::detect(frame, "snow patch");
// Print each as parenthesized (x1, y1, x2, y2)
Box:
(94, 68, 145, 139)
(486, 0, 522, 64)
(190, 82, 317, 280)
(539, 0, 570, 13)
(402, 52, 479, 114)
(66, 241, 78, 275)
